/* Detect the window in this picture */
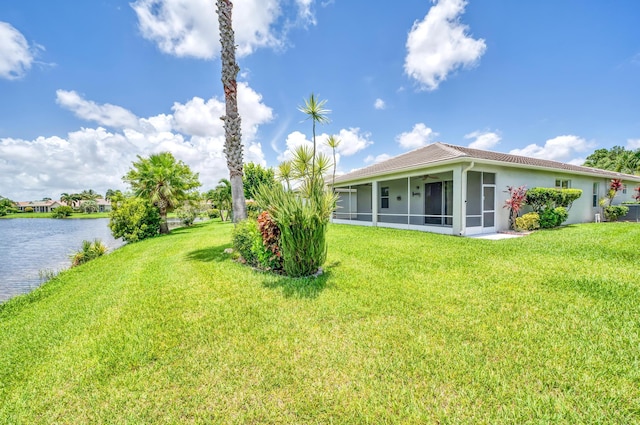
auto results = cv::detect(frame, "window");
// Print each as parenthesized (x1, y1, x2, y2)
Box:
(622, 184, 627, 194)
(381, 186, 389, 209)
(592, 183, 599, 207)
(555, 179, 571, 189)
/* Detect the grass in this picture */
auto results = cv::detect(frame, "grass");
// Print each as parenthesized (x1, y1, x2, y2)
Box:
(1, 222, 639, 423)
(1, 212, 111, 219)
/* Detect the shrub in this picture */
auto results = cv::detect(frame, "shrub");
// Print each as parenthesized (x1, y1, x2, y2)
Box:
(254, 179, 336, 277)
(539, 207, 568, 229)
(515, 212, 540, 231)
(207, 208, 220, 219)
(246, 199, 261, 220)
(24, 207, 34, 213)
(256, 211, 283, 271)
(526, 187, 583, 213)
(109, 197, 161, 243)
(51, 205, 73, 218)
(503, 186, 527, 230)
(232, 219, 260, 267)
(176, 204, 198, 226)
(80, 200, 98, 214)
(604, 205, 629, 222)
(71, 239, 107, 267)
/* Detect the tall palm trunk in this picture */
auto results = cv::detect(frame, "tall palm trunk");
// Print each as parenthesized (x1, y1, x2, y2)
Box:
(217, 0, 247, 223)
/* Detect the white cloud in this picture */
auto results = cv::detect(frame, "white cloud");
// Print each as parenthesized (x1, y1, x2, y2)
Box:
(131, 0, 316, 59)
(627, 139, 640, 150)
(465, 130, 501, 150)
(396, 123, 438, 149)
(1, 83, 273, 201)
(277, 128, 373, 172)
(364, 153, 392, 164)
(509, 135, 594, 163)
(404, 0, 486, 91)
(56, 90, 140, 129)
(374, 98, 386, 110)
(0, 22, 38, 80)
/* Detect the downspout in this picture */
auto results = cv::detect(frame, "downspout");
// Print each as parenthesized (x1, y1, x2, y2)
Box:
(460, 161, 475, 236)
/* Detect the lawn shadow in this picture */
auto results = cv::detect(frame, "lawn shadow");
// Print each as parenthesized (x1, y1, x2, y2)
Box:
(185, 244, 231, 263)
(262, 262, 340, 299)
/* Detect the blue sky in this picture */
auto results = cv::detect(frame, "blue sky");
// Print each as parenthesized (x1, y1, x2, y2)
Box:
(1, 0, 639, 200)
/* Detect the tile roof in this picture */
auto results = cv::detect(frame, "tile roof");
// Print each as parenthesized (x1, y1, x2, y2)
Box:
(333, 142, 640, 184)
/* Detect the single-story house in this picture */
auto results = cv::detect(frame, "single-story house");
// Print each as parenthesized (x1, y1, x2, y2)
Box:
(16, 200, 64, 213)
(16, 199, 112, 213)
(331, 142, 640, 236)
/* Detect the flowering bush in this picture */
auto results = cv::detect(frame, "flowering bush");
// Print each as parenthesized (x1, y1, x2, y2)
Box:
(504, 186, 527, 230)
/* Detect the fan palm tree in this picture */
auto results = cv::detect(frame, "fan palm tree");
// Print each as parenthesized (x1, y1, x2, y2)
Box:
(124, 152, 201, 234)
(216, 0, 247, 223)
(298, 93, 330, 186)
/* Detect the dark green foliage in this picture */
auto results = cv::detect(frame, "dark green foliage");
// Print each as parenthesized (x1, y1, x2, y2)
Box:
(51, 205, 74, 218)
(526, 188, 583, 213)
(109, 197, 161, 243)
(556, 189, 582, 209)
(539, 207, 568, 229)
(0, 196, 17, 216)
(604, 205, 629, 222)
(176, 204, 198, 226)
(232, 219, 260, 267)
(70, 239, 107, 267)
(243, 163, 276, 200)
(515, 212, 540, 231)
(583, 146, 640, 175)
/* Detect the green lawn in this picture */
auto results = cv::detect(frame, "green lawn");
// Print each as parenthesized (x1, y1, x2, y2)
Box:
(1, 222, 639, 423)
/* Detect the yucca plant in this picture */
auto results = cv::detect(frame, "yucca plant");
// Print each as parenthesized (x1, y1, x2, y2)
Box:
(254, 178, 336, 277)
(71, 239, 108, 267)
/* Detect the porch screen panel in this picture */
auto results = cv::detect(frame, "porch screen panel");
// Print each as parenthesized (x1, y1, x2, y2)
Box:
(466, 171, 482, 227)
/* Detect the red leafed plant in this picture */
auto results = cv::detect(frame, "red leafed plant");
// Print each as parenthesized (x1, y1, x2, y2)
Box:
(504, 185, 527, 230)
(605, 178, 623, 206)
(634, 185, 640, 202)
(257, 211, 283, 270)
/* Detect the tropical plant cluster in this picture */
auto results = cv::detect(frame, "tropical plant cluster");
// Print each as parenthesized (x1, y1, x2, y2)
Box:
(506, 187, 582, 230)
(232, 94, 338, 278)
(70, 239, 107, 267)
(109, 197, 162, 243)
(51, 206, 74, 218)
(599, 179, 629, 222)
(0, 196, 17, 216)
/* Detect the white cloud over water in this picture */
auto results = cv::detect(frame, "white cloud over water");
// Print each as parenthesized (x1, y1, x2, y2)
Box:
(0, 83, 273, 200)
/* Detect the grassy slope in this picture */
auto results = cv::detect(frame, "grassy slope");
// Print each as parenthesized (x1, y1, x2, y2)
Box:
(0, 222, 639, 424)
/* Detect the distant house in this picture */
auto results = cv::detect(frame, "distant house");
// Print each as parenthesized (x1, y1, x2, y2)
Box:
(331, 142, 640, 236)
(79, 199, 112, 212)
(16, 199, 112, 213)
(16, 200, 64, 213)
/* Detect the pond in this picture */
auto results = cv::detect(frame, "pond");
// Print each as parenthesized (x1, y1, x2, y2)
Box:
(0, 218, 123, 303)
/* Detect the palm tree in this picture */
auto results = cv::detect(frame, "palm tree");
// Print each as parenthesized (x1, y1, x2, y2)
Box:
(213, 178, 233, 221)
(124, 152, 201, 234)
(298, 94, 330, 186)
(277, 161, 293, 191)
(216, 0, 247, 223)
(326, 135, 341, 188)
(60, 193, 74, 207)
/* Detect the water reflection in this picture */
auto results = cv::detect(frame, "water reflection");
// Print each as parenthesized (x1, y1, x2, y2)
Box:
(0, 218, 123, 303)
